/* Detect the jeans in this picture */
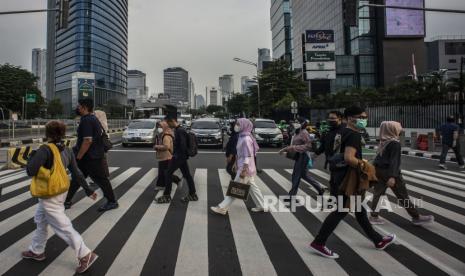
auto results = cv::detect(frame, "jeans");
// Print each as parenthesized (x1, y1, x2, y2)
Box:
(30, 192, 91, 259)
(219, 173, 265, 210)
(439, 143, 464, 165)
(370, 169, 419, 218)
(66, 158, 117, 203)
(313, 195, 383, 245)
(289, 153, 323, 196)
(163, 158, 196, 196)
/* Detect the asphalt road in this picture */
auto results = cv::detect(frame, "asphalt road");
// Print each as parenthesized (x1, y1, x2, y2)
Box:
(1, 145, 465, 275)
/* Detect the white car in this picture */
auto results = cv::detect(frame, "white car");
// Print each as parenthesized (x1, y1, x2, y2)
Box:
(253, 119, 284, 147)
(122, 119, 158, 147)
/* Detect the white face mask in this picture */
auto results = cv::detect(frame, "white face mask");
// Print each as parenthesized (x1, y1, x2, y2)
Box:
(157, 128, 163, 134)
(234, 125, 241, 133)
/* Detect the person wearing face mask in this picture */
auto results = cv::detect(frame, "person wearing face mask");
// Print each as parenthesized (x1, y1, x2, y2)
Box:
(153, 121, 181, 191)
(279, 118, 325, 197)
(211, 118, 267, 215)
(310, 106, 396, 259)
(314, 111, 346, 195)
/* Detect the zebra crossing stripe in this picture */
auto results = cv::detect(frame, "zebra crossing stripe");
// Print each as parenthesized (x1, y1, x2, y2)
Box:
(174, 169, 209, 276)
(217, 169, 277, 276)
(0, 167, 140, 275)
(265, 169, 416, 276)
(0, 171, 27, 185)
(307, 169, 465, 275)
(0, 169, 19, 177)
(402, 176, 465, 199)
(401, 170, 465, 191)
(415, 170, 465, 184)
(439, 170, 465, 177)
(400, 181, 465, 209)
(39, 168, 156, 275)
(105, 174, 177, 276)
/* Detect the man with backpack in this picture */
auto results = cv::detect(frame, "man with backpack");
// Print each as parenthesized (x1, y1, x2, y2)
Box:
(156, 115, 197, 203)
(65, 98, 118, 212)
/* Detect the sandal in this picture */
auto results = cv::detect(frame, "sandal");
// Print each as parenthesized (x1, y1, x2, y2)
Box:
(156, 195, 171, 204)
(181, 193, 198, 203)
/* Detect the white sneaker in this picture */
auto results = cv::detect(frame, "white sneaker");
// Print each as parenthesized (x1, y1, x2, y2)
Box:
(439, 164, 447, 170)
(210, 206, 227, 215)
(251, 207, 268, 213)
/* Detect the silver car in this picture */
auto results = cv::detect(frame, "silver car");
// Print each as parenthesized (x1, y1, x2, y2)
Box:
(253, 119, 284, 147)
(122, 119, 158, 147)
(190, 119, 224, 148)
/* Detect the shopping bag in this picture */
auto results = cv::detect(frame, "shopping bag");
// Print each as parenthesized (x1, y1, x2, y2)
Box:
(226, 180, 250, 200)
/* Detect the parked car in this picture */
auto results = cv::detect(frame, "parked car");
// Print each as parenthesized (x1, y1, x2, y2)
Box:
(122, 119, 158, 147)
(190, 118, 224, 148)
(253, 119, 283, 147)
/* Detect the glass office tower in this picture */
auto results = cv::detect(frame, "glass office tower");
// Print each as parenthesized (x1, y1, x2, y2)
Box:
(47, 0, 128, 114)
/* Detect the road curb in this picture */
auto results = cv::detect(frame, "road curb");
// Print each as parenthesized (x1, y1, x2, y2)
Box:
(364, 145, 457, 162)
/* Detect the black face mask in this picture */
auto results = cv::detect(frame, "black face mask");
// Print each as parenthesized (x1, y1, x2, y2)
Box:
(328, 120, 339, 128)
(75, 108, 81, 116)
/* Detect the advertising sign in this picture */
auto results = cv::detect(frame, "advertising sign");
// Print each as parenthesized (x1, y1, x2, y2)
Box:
(305, 30, 334, 44)
(306, 52, 335, 62)
(385, 0, 425, 37)
(306, 62, 336, 71)
(305, 43, 336, 52)
(78, 79, 95, 99)
(306, 71, 336, 80)
(26, 93, 36, 103)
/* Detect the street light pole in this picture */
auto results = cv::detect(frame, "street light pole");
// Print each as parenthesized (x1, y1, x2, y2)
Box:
(233, 57, 261, 117)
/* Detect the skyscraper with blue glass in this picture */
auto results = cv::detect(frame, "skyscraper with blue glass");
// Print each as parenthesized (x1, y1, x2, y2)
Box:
(46, 0, 128, 114)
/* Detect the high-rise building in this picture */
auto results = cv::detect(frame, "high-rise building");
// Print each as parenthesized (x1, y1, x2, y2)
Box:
(258, 48, 272, 71)
(426, 36, 465, 79)
(189, 78, 195, 108)
(240, 76, 249, 94)
(219, 74, 234, 101)
(194, 94, 205, 109)
(164, 67, 189, 107)
(46, 0, 128, 115)
(289, 0, 426, 93)
(32, 48, 47, 99)
(209, 87, 219, 106)
(245, 79, 257, 94)
(127, 70, 148, 108)
(270, 0, 292, 65)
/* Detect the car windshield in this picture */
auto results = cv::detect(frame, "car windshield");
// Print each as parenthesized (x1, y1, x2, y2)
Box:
(191, 121, 219, 129)
(254, 121, 276, 128)
(128, 121, 155, 129)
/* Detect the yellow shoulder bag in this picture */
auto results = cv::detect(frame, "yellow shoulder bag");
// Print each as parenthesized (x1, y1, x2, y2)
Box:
(30, 143, 70, 198)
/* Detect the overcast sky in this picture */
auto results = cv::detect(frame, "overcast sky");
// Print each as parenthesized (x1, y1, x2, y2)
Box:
(1, 0, 464, 97)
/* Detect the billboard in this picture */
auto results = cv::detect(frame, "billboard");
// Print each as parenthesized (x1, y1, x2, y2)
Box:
(304, 30, 336, 80)
(78, 79, 95, 99)
(385, 0, 425, 37)
(305, 30, 334, 44)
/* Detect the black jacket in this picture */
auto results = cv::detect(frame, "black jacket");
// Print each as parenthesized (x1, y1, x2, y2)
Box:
(373, 141, 401, 178)
(225, 131, 239, 157)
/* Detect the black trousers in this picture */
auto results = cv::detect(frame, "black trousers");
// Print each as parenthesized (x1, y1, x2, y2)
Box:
(156, 160, 169, 187)
(314, 195, 383, 245)
(226, 155, 236, 179)
(66, 158, 117, 203)
(163, 158, 196, 196)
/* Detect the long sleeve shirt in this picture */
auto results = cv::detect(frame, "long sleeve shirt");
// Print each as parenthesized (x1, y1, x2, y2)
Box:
(283, 129, 312, 153)
(27, 143, 94, 196)
(373, 141, 401, 178)
(225, 132, 239, 157)
(236, 135, 256, 176)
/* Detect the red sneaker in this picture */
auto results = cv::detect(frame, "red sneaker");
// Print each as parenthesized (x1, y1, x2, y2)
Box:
(309, 242, 339, 259)
(76, 252, 98, 274)
(22, 250, 46, 261)
(376, 234, 396, 250)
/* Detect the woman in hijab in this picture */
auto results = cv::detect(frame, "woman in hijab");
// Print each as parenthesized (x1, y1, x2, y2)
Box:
(211, 118, 267, 215)
(370, 121, 434, 226)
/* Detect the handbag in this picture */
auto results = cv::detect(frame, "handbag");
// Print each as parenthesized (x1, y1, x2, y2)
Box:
(226, 180, 250, 200)
(285, 151, 299, 160)
(30, 144, 70, 198)
(101, 129, 113, 152)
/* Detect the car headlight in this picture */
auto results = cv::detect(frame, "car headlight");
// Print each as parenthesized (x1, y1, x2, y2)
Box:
(255, 133, 261, 139)
(276, 134, 283, 139)
(213, 132, 222, 139)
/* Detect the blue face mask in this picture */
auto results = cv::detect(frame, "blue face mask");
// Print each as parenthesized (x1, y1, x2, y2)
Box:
(355, 119, 368, 130)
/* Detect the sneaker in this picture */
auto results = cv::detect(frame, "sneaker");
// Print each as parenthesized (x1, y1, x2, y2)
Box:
(459, 165, 465, 169)
(97, 202, 119, 212)
(76, 252, 98, 274)
(369, 216, 385, 225)
(251, 207, 268, 213)
(181, 193, 198, 203)
(309, 242, 339, 259)
(64, 201, 72, 210)
(210, 206, 228, 215)
(412, 215, 434, 226)
(155, 195, 171, 204)
(22, 250, 46, 261)
(439, 164, 447, 170)
(375, 234, 396, 250)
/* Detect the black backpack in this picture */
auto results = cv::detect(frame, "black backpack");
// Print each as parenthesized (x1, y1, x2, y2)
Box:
(186, 132, 198, 157)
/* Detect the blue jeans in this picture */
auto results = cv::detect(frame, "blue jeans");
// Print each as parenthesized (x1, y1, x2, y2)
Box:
(289, 153, 323, 196)
(439, 143, 464, 165)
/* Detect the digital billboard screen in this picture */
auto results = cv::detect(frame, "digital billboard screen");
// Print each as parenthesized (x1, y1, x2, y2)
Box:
(385, 0, 425, 37)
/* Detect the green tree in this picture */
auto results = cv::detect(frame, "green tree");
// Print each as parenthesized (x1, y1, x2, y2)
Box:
(227, 94, 249, 115)
(0, 63, 45, 118)
(47, 98, 63, 118)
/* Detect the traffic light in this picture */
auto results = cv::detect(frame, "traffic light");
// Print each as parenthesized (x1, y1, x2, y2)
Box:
(58, 0, 69, 30)
(343, 0, 358, 27)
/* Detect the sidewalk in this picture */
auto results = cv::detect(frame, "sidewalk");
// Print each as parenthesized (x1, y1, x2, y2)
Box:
(364, 144, 461, 162)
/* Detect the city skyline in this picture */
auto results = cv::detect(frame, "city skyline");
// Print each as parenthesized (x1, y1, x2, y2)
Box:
(1, 0, 465, 99)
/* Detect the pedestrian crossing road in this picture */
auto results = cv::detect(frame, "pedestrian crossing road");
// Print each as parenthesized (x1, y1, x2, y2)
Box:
(1, 166, 465, 275)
